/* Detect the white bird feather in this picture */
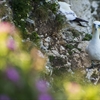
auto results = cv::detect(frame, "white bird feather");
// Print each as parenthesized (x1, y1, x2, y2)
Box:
(58, 1, 88, 26)
(86, 21, 100, 61)
(58, 1, 77, 20)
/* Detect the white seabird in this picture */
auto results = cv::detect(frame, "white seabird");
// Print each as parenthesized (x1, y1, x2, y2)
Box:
(86, 21, 100, 61)
(58, 1, 88, 26)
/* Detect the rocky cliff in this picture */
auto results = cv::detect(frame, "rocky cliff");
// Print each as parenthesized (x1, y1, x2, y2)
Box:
(1, 0, 100, 84)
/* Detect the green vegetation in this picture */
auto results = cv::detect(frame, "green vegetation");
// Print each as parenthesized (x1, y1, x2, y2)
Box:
(0, 22, 47, 100)
(9, 0, 65, 46)
(65, 44, 75, 55)
(67, 28, 82, 37)
(49, 55, 55, 62)
(49, 56, 66, 67)
(83, 34, 92, 41)
(54, 14, 66, 31)
(9, 0, 32, 39)
(65, 44, 75, 50)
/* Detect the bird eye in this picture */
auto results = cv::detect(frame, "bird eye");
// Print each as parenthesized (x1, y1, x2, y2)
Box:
(93, 23, 96, 27)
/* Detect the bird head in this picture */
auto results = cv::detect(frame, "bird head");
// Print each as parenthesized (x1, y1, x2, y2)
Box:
(92, 21, 100, 34)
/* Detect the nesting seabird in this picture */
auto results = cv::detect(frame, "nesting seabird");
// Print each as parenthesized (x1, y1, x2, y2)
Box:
(86, 21, 100, 67)
(58, 1, 88, 26)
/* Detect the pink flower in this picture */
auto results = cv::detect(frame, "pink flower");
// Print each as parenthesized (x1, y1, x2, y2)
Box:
(7, 37, 16, 50)
(0, 22, 15, 35)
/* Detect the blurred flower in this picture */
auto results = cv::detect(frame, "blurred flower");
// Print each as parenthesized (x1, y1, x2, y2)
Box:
(7, 37, 16, 50)
(64, 82, 81, 94)
(0, 94, 10, 100)
(5, 67, 20, 83)
(0, 22, 15, 35)
(64, 82, 82, 100)
(39, 93, 52, 100)
(36, 80, 48, 93)
(31, 48, 47, 71)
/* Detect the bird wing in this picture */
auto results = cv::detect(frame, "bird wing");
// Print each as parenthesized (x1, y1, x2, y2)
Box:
(59, 7, 77, 20)
(64, 10, 77, 20)
(58, 2, 77, 20)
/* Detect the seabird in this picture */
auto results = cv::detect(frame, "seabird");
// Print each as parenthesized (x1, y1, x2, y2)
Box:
(86, 21, 100, 67)
(58, 1, 88, 26)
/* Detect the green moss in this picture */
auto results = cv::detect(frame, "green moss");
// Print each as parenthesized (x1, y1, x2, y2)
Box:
(46, 2, 59, 14)
(65, 44, 75, 55)
(67, 28, 82, 37)
(35, 5, 49, 21)
(73, 31, 81, 37)
(77, 48, 81, 51)
(83, 34, 92, 41)
(28, 31, 40, 44)
(68, 51, 73, 55)
(54, 14, 66, 31)
(65, 44, 75, 50)
(49, 56, 66, 67)
(33, 1, 58, 20)
(34, 2, 58, 21)
(49, 55, 55, 62)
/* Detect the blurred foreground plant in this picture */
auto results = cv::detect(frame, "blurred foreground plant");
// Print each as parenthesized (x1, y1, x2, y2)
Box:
(63, 82, 100, 100)
(51, 67, 100, 100)
(0, 21, 52, 100)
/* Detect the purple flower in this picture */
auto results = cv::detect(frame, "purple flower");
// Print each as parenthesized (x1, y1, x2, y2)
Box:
(36, 80, 48, 93)
(7, 37, 16, 50)
(5, 67, 20, 82)
(39, 94, 52, 100)
(0, 95, 10, 100)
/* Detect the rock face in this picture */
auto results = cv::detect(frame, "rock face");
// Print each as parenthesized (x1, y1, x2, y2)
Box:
(3, 0, 100, 84)
(39, 0, 100, 84)
(64, 0, 95, 34)
(29, 0, 100, 84)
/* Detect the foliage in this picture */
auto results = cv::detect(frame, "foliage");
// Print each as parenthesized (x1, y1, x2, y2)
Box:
(9, 0, 32, 39)
(33, 0, 66, 33)
(8, 0, 64, 45)
(0, 22, 50, 100)
(83, 34, 92, 41)
(54, 14, 66, 31)
(49, 56, 66, 67)
(65, 44, 75, 55)
(51, 67, 100, 100)
(33, 0, 58, 20)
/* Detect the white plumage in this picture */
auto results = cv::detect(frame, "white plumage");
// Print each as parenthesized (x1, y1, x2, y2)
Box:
(86, 21, 100, 61)
(58, 1, 88, 26)
(58, 1, 77, 20)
